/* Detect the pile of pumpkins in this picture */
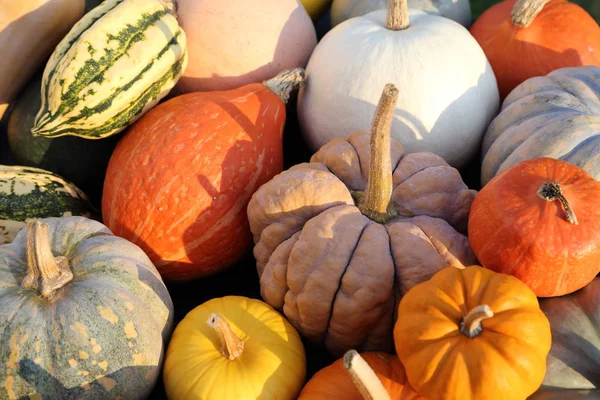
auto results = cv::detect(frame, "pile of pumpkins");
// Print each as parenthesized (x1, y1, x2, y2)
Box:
(1, 0, 600, 399)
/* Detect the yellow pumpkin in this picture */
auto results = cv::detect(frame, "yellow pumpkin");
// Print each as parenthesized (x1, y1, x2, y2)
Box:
(163, 296, 306, 400)
(300, 0, 332, 20)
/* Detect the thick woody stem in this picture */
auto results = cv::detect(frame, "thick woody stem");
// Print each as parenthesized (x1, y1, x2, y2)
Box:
(460, 305, 494, 338)
(263, 68, 306, 104)
(207, 313, 245, 361)
(385, 0, 410, 30)
(344, 350, 391, 400)
(511, 0, 551, 27)
(358, 84, 399, 224)
(537, 182, 579, 225)
(21, 221, 73, 299)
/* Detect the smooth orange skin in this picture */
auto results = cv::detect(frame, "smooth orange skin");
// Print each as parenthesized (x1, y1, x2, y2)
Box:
(394, 265, 552, 400)
(468, 157, 600, 297)
(102, 84, 286, 281)
(298, 352, 425, 399)
(470, 0, 600, 100)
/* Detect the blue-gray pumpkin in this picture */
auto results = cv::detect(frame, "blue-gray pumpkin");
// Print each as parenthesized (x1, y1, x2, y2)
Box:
(0, 217, 174, 399)
(481, 66, 600, 186)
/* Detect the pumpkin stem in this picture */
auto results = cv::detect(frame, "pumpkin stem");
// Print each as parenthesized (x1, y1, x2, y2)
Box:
(460, 305, 494, 338)
(343, 350, 391, 400)
(263, 68, 306, 105)
(386, 0, 410, 30)
(207, 313, 245, 361)
(21, 220, 73, 300)
(357, 84, 399, 224)
(511, 0, 551, 27)
(537, 182, 579, 225)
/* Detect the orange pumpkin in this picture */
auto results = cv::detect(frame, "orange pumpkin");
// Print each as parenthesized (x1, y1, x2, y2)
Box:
(468, 157, 600, 297)
(470, 0, 600, 99)
(102, 69, 305, 281)
(299, 350, 425, 400)
(394, 262, 552, 400)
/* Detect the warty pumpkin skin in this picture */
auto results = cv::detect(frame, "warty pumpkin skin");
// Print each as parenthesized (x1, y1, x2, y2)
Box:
(0, 0, 84, 119)
(163, 296, 306, 400)
(469, 157, 600, 297)
(298, 0, 499, 168)
(0, 217, 174, 399)
(394, 264, 552, 400)
(537, 278, 600, 389)
(248, 84, 477, 356)
(481, 66, 600, 186)
(470, 0, 600, 100)
(330, 0, 472, 28)
(102, 69, 306, 282)
(298, 350, 425, 399)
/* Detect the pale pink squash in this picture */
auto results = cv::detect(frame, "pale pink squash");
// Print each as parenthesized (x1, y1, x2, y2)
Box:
(174, 0, 317, 93)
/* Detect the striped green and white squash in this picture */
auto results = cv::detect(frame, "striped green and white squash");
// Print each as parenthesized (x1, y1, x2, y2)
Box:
(31, 0, 188, 139)
(0, 217, 174, 399)
(0, 166, 93, 244)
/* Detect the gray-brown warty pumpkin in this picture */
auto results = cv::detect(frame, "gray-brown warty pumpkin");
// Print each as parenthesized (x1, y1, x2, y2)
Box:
(247, 84, 477, 356)
(0, 217, 174, 399)
(481, 65, 600, 186)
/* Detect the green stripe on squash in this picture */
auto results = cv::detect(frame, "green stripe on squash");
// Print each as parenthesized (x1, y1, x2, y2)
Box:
(32, 0, 187, 140)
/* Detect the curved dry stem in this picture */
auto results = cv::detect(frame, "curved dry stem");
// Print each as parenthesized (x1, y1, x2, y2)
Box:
(385, 0, 409, 30)
(344, 350, 391, 400)
(511, 0, 551, 27)
(460, 305, 494, 338)
(263, 68, 306, 104)
(207, 313, 245, 360)
(537, 182, 578, 225)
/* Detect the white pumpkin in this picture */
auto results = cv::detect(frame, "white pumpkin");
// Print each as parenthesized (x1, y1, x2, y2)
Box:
(298, 0, 499, 168)
(331, 0, 472, 28)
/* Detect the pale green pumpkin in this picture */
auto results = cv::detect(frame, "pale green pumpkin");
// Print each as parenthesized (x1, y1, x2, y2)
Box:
(0, 217, 174, 399)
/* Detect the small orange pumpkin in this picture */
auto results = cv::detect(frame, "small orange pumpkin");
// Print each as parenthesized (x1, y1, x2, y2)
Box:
(299, 350, 424, 400)
(470, 0, 600, 100)
(469, 157, 600, 297)
(394, 261, 552, 400)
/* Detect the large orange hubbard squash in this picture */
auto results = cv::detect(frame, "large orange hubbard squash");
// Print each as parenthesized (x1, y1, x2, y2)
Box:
(469, 157, 600, 297)
(470, 0, 600, 99)
(102, 69, 305, 281)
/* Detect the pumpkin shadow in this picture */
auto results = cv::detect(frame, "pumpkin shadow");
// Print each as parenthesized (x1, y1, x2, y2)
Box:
(14, 358, 160, 400)
(169, 3, 315, 96)
(545, 330, 600, 388)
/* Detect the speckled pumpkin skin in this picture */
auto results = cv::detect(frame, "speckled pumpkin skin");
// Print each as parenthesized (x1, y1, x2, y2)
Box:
(481, 66, 600, 186)
(247, 130, 477, 356)
(0, 216, 174, 399)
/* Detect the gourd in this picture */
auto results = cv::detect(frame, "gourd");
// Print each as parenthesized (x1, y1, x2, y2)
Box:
(394, 261, 552, 400)
(7, 72, 121, 206)
(247, 84, 477, 355)
(0, 0, 84, 119)
(298, 0, 499, 168)
(469, 157, 600, 297)
(537, 278, 600, 389)
(31, 0, 188, 139)
(301, 0, 333, 21)
(0, 165, 93, 244)
(163, 296, 306, 400)
(299, 350, 425, 399)
(102, 69, 306, 281)
(174, 0, 317, 93)
(470, 0, 600, 100)
(0, 217, 174, 399)
(330, 0, 472, 28)
(481, 66, 600, 185)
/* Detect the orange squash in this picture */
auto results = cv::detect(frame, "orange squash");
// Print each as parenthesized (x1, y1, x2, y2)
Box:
(470, 0, 600, 99)
(102, 69, 305, 281)
(394, 262, 552, 400)
(299, 350, 425, 400)
(468, 157, 600, 297)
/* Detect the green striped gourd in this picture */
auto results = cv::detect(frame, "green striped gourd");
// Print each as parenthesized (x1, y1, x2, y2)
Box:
(31, 0, 188, 139)
(0, 166, 93, 244)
